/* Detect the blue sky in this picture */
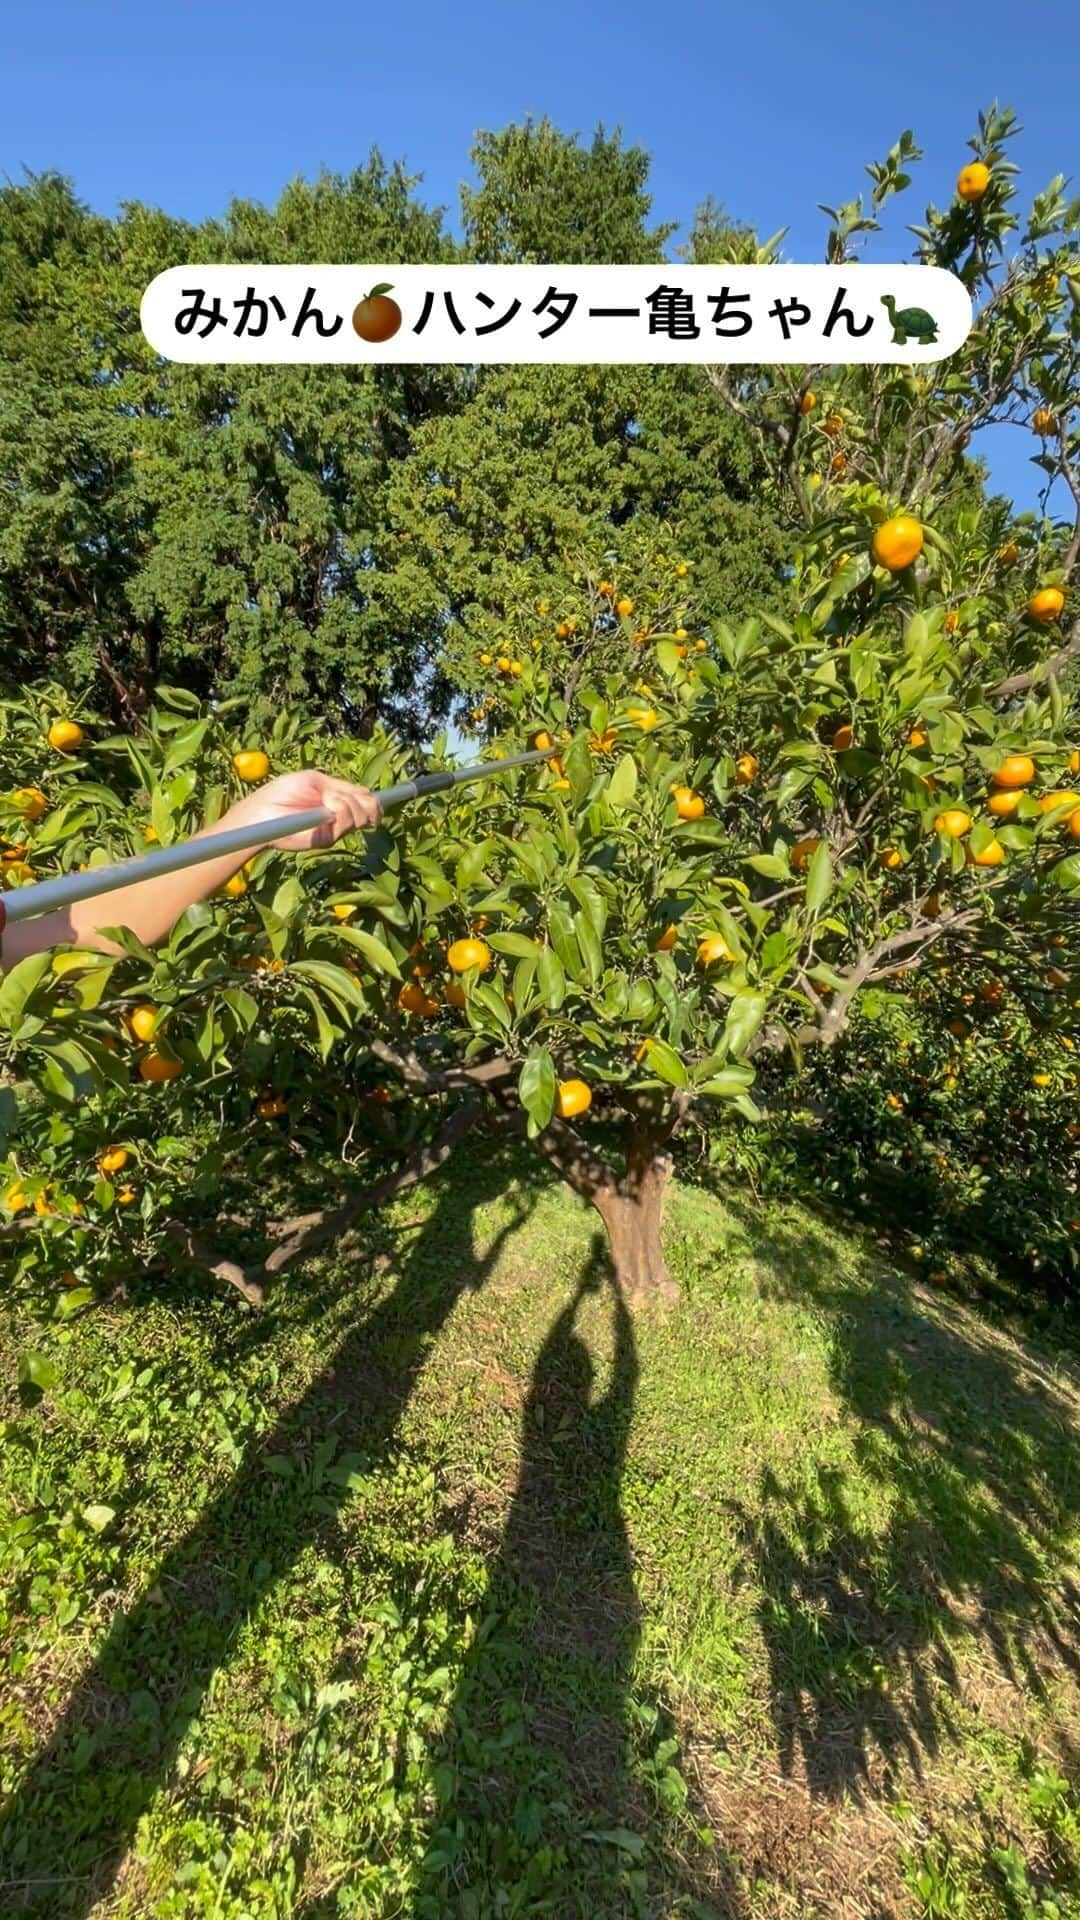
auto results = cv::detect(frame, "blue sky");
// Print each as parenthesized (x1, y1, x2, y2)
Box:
(4, 0, 1078, 518)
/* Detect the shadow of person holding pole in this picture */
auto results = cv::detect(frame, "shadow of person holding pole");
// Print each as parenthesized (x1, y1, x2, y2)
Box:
(0, 1150, 538, 1918)
(398, 1240, 746, 1920)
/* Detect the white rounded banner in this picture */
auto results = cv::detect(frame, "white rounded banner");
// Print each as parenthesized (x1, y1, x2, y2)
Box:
(141, 264, 971, 365)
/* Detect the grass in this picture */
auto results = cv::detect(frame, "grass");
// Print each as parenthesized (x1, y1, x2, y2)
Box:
(1, 1142, 1079, 1918)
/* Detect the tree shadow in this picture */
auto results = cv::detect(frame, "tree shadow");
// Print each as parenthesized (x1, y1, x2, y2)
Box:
(0, 1147, 540, 1917)
(720, 1192, 1080, 1807)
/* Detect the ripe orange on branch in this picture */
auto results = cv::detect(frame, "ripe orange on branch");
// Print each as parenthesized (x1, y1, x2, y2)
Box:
(447, 938, 491, 974)
(671, 785, 705, 821)
(697, 935, 735, 966)
(791, 837, 823, 870)
(1027, 588, 1065, 623)
(735, 754, 758, 786)
(139, 1051, 182, 1083)
(934, 809, 972, 839)
(233, 750, 270, 782)
(48, 719, 84, 753)
(988, 791, 1021, 818)
(956, 161, 990, 202)
(991, 754, 1035, 790)
(871, 515, 923, 571)
(556, 1079, 592, 1119)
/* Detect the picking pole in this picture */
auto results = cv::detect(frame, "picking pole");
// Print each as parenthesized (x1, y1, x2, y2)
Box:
(0, 746, 556, 929)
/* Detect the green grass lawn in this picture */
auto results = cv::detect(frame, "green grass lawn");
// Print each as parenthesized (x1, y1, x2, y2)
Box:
(2, 1145, 1079, 1919)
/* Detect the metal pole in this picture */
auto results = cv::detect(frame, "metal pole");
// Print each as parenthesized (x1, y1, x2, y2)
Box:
(0, 746, 556, 927)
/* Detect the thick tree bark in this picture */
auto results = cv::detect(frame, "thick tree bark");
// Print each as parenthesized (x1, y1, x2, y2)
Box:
(529, 1104, 681, 1307)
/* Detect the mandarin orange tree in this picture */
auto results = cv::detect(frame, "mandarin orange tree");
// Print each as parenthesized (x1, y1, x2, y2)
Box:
(2, 105, 1079, 1311)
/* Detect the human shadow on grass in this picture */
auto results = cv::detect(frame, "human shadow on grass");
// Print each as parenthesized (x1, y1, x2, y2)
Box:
(720, 1192, 1080, 1807)
(391, 1241, 746, 1920)
(0, 1148, 540, 1918)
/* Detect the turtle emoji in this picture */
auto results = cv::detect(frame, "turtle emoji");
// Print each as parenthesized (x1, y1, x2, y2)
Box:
(881, 294, 939, 347)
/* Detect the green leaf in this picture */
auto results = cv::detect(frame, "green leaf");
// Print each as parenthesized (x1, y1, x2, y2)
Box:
(699, 1068, 757, 1097)
(573, 910, 602, 986)
(804, 842, 833, 915)
(723, 991, 768, 1058)
(537, 946, 566, 1010)
(489, 931, 543, 959)
(271, 877, 303, 923)
(18, 1350, 57, 1394)
(607, 754, 638, 809)
(744, 854, 790, 881)
(290, 960, 368, 1010)
(519, 1049, 556, 1129)
(300, 988, 339, 1060)
(639, 1037, 688, 1088)
(331, 926, 402, 979)
(54, 1287, 94, 1321)
(0, 952, 52, 1029)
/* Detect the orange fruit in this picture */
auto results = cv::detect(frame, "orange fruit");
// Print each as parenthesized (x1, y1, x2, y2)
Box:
(139, 1051, 182, 1083)
(224, 872, 247, 897)
(48, 719, 84, 753)
(116, 1184, 138, 1204)
(626, 706, 658, 731)
(3, 1183, 28, 1214)
(992, 754, 1035, 790)
(653, 924, 679, 952)
(588, 729, 618, 755)
(551, 777, 570, 791)
(233, 750, 270, 782)
(332, 903, 356, 921)
(532, 730, 554, 751)
(598, 580, 614, 597)
(879, 848, 903, 870)
(671, 786, 705, 821)
(397, 983, 440, 1016)
(1032, 408, 1059, 436)
(1068, 750, 1080, 776)
(791, 837, 823, 870)
(957, 161, 990, 202)
(616, 597, 634, 617)
(1038, 790, 1080, 816)
(1028, 588, 1065, 623)
(966, 838, 1005, 867)
(11, 787, 47, 821)
(944, 610, 960, 635)
(799, 391, 816, 414)
(735, 753, 758, 786)
(447, 938, 491, 974)
(832, 722, 854, 751)
(988, 790, 1021, 818)
(445, 981, 468, 1009)
(1070, 811, 1080, 842)
(697, 935, 735, 966)
(125, 1003, 160, 1043)
(97, 1147, 129, 1175)
(872, 515, 923, 571)
(997, 542, 1019, 566)
(556, 1078, 592, 1119)
(934, 809, 972, 838)
(1032, 1072, 1052, 1089)
(908, 725, 928, 749)
(479, 651, 492, 666)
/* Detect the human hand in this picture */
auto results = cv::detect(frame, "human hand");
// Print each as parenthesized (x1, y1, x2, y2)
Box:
(226, 771, 382, 852)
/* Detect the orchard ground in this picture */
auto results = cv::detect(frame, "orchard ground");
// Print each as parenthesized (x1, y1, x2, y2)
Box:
(2, 1143, 1079, 1920)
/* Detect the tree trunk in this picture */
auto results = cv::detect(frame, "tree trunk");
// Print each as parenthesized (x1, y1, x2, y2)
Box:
(530, 1103, 681, 1309)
